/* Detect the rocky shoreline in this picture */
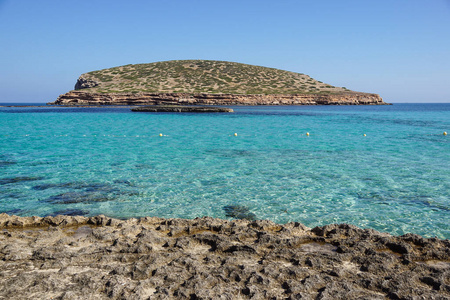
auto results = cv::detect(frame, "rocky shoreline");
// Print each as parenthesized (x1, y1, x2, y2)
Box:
(1, 214, 448, 299)
(48, 91, 389, 106)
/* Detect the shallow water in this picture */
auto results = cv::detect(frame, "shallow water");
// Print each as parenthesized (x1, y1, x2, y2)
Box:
(0, 103, 449, 238)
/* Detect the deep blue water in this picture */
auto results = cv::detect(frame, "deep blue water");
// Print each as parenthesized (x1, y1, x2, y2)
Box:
(1, 103, 449, 238)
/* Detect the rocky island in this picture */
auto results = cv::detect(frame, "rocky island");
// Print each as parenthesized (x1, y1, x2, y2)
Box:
(48, 60, 389, 106)
(1, 214, 448, 299)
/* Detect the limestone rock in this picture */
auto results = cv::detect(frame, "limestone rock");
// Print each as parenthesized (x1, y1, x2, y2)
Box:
(48, 91, 388, 106)
(0, 215, 448, 299)
(74, 75, 99, 90)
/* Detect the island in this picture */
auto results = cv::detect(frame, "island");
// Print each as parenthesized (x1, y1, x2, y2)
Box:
(48, 60, 389, 106)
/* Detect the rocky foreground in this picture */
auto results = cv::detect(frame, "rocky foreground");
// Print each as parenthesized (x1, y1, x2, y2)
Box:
(1, 214, 449, 299)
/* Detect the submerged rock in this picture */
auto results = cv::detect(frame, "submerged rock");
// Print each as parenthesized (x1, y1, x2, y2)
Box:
(423, 200, 450, 211)
(33, 181, 117, 191)
(223, 205, 257, 221)
(32, 183, 61, 190)
(131, 105, 233, 113)
(44, 192, 112, 204)
(112, 179, 136, 186)
(0, 176, 45, 185)
(36, 181, 133, 205)
(0, 160, 16, 167)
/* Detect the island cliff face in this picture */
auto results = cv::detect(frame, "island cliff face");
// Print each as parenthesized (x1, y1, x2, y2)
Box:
(49, 91, 387, 106)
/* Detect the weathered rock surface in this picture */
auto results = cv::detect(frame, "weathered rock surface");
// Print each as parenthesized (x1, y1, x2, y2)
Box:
(1, 214, 449, 299)
(131, 105, 234, 113)
(48, 91, 389, 106)
(74, 75, 99, 90)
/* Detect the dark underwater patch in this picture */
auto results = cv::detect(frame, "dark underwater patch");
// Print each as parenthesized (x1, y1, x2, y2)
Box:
(200, 178, 225, 186)
(0, 155, 16, 167)
(223, 205, 257, 221)
(49, 209, 89, 217)
(0, 190, 23, 199)
(0, 176, 45, 185)
(359, 192, 450, 212)
(33, 183, 62, 190)
(83, 183, 120, 193)
(422, 200, 450, 212)
(35, 181, 140, 205)
(135, 163, 155, 170)
(206, 149, 255, 158)
(113, 179, 137, 187)
(0, 160, 16, 167)
(44, 192, 112, 204)
(33, 182, 119, 192)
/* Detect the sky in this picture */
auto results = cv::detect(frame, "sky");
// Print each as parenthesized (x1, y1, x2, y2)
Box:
(0, 0, 449, 103)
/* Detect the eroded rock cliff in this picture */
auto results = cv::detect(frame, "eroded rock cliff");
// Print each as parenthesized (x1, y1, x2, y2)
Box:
(48, 91, 388, 106)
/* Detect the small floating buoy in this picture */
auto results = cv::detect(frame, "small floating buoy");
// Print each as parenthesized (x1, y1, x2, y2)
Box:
(159, 133, 163, 137)
(444, 132, 448, 136)
(234, 133, 238, 136)
(306, 132, 310, 136)
(363, 134, 366, 137)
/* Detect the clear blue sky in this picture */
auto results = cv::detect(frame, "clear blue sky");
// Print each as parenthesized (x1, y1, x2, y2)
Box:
(1, 0, 449, 103)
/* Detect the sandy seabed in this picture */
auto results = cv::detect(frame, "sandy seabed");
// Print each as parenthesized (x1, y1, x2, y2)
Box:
(0, 214, 449, 299)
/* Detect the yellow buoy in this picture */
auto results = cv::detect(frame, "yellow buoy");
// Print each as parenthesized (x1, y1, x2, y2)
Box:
(363, 134, 366, 137)
(234, 133, 238, 136)
(444, 132, 448, 136)
(159, 133, 163, 137)
(306, 132, 310, 136)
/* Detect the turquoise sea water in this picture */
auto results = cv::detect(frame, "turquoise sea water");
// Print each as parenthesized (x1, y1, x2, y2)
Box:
(0, 103, 449, 238)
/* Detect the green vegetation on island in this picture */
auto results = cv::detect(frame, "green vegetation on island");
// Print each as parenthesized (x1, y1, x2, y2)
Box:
(75, 60, 352, 95)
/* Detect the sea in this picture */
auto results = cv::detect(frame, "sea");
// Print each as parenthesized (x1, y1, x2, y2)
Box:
(0, 103, 449, 239)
